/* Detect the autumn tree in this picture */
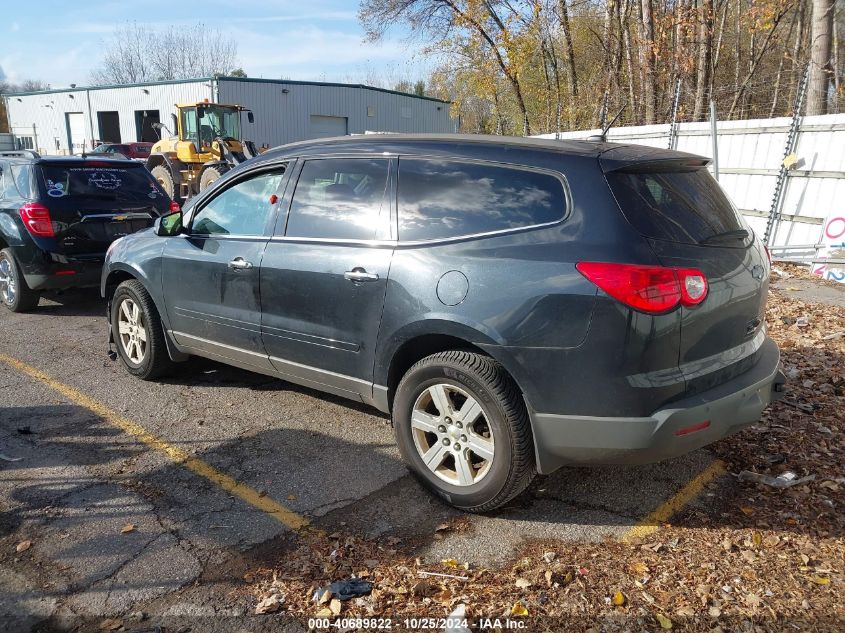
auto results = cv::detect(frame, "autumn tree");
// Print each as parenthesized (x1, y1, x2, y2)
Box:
(807, 0, 836, 113)
(90, 22, 240, 85)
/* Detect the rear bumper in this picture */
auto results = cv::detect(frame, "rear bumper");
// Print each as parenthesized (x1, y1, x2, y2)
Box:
(21, 259, 103, 291)
(529, 336, 785, 474)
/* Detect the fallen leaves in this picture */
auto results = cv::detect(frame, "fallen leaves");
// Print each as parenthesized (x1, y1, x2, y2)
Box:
(655, 613, 673, 629)
(245, 272, 844, 629)
(510, 601, 528, 616)
(15, 540, 31, 553)
(120, 524, 136, 534)
(254, 593, 283, 614)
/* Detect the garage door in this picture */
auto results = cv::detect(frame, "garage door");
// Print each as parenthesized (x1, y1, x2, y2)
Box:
(309, 115, 348, 139)
(66, 112, 86, 155)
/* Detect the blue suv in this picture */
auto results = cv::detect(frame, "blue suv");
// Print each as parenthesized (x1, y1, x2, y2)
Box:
(102, 135, 785, 511)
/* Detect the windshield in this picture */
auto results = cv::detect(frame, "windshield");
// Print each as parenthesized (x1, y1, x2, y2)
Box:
(39, 164, 168, 203)
(197, 105, 241, 144)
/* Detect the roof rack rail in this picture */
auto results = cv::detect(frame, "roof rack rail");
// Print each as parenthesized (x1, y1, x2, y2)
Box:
(0, 149, 41, 160)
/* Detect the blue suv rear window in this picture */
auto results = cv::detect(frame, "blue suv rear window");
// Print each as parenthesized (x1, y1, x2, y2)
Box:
(398, 159, 566, 242)
(38, 164, 166, 203)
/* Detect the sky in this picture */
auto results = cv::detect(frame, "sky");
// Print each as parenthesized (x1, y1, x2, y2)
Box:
(0, 0, 431, 89)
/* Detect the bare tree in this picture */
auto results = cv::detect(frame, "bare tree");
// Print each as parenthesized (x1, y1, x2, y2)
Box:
(693, 0, 715, 120)
(90, 22, 239, 85)
(806, 0, 835, 114)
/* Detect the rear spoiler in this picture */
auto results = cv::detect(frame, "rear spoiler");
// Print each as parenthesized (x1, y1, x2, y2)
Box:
(598, 146, 711, 173)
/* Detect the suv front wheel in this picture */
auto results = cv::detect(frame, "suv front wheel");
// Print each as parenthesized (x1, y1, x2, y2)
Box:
(393, 351, 535, 512)
(111, 280, 173, 380)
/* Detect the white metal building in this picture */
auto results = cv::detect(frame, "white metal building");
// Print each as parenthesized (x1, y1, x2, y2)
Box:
(4, 76, 456, 155)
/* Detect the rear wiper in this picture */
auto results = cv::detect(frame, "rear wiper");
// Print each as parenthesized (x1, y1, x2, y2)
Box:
(699, 229, 749, 244)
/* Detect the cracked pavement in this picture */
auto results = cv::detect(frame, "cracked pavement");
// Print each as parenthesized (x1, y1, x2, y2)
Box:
(0, 289, 718, 631)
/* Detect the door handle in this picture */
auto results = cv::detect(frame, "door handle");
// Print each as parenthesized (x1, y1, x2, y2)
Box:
(228, 257, 253, 270)
(344, 268, 379, 282)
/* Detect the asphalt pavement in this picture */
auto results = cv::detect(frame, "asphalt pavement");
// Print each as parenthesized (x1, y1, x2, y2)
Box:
(0, 289, 718, 631)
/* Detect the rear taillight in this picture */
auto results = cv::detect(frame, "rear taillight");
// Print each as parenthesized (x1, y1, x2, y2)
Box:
(677, 268, 708, 307)
(169, 200, 181, 212)
(576, 262, 708, 314)
(19, 203, 55, 237)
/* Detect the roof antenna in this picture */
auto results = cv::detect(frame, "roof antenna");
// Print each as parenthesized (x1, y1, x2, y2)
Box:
(588, 102, 627, 142)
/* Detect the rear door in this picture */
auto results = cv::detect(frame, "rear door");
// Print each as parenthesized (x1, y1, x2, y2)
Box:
(259, 156, 394, 400)
(37, 161, 171, 257)
(161, 165, 288, 371)
(603, 158, 768, 391)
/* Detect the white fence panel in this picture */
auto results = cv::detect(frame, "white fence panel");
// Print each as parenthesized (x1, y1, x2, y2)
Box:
(536, 113, 845, 282)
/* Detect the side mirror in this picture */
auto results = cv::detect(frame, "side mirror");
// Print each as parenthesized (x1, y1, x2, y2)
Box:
(154, 211, 183, 236)
(197, 106, 205, 119)
(247, 111, 254, 124)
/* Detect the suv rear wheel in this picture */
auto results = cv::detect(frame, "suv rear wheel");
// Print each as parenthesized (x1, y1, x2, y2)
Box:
(0, 248, 40, 313)
(111, 279, 173, 380)
(393, 351, 535, 512)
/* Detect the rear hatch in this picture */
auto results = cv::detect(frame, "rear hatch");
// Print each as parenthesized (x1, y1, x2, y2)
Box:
(602, 149, 769, 395)
(37, 161, 171, 258)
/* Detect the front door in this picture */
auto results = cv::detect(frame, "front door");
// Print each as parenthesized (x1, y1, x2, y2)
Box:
(260, 157, 394, 400)
(161, 165, 288, 372)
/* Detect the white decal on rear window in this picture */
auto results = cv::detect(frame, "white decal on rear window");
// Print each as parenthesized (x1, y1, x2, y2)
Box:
(88, 171, 122, 190)
(46, 180, 66, 197)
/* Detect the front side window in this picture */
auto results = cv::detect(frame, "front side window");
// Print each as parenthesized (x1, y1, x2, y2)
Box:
(285, 158, 390, 240)
(398, 159, 566, 242)
(192, 169, 285, 236)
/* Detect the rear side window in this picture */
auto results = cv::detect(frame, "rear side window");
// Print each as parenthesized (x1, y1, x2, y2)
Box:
(286, 158, 390, 241)
(38, 165, 164, 203)
(10, 164, 34, 199)
(606, 168, 745, 244)
(398, 159, 566, 242)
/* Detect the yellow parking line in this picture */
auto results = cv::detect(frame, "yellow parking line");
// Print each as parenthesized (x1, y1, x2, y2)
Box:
(620, 459, 726, 542)
(0, 352, 310, 531)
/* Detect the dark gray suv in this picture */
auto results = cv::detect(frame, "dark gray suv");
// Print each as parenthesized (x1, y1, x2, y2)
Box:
(102, 135, 785, 511)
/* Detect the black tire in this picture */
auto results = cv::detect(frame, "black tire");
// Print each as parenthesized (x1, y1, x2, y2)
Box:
(111, 279, 173, 380)
(0, 248, 40, 313)
(393, 351, 535, 512)
(151, 165, 176, 199)
(199, 165, 227, 192)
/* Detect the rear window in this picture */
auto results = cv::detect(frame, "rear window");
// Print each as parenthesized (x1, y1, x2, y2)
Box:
(606, 168, 745, 244)
(398, 159, 566, 242)
(38, 164, 166, 203)
(133, 145, 151, 154)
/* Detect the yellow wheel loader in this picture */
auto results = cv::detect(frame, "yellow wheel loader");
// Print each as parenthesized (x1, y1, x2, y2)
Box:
(146, 100, 258, 202)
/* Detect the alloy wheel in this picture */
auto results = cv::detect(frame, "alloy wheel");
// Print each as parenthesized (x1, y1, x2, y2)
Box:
(411, 383, 495, 486)
(0, 256, 16, 305)
(117, 298, 147, 364)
